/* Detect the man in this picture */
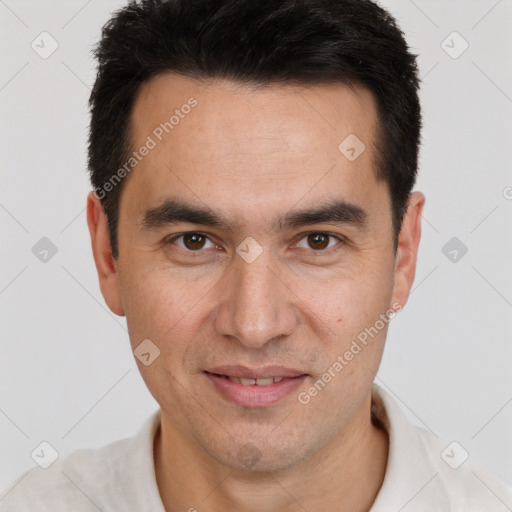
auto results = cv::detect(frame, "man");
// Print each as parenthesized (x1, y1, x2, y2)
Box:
(1, 0, 510, 510)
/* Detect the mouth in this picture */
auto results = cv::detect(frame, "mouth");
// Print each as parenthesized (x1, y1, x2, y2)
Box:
(204, 366, 308, 407)
(207, 374, 288, 386)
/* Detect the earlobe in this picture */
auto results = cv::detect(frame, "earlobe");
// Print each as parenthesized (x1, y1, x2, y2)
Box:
(86, 191, 125, 316)
(390, 191, 425, 311)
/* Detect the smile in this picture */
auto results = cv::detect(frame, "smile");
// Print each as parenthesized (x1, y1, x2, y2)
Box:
(204, 368, 308, 407)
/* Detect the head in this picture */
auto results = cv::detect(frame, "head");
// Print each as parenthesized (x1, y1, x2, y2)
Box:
(87, 0, 424, 473)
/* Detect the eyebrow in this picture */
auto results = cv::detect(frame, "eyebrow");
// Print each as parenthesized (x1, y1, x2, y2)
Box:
(140, 198, 368, 233)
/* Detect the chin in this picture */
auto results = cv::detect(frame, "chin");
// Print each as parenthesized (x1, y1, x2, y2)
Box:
(204, 434, 313, 474)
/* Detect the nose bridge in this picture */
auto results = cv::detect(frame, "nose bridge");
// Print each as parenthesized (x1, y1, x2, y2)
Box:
(214, 249, 297, 348)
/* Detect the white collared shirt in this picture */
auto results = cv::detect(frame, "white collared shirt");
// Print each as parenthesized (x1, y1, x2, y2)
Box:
(1, 384, 511, 511)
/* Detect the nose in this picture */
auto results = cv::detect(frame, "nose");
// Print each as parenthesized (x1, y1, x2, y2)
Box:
(212, 249, 299, 349)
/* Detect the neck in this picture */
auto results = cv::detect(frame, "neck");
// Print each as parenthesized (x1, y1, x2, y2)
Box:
(154, 393, 389, 512)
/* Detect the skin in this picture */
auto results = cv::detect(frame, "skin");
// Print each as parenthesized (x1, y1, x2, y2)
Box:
(87, 73, 424, 512)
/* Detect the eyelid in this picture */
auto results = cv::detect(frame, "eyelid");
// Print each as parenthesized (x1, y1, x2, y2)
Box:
(293, 231, 347, 252)
(163, 231, 217, 252)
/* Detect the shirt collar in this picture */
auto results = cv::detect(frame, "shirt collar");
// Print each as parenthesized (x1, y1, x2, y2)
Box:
(369, 383, 442, 511)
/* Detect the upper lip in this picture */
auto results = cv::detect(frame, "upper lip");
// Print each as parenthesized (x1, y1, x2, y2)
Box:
(205, 365, 307, 379)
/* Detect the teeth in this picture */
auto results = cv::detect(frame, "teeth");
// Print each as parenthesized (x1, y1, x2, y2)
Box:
(227, 376, 284, 386)
(255, 378, 274, 386)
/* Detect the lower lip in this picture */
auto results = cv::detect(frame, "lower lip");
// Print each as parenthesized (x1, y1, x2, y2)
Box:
(205, 372, 307, 408)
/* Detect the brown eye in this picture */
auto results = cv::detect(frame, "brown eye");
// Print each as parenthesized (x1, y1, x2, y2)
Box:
(167, 232, 215, 252)
(307, 233, 329, 250)
(296, 232, 342, 252)
(182, 233, 207, 250)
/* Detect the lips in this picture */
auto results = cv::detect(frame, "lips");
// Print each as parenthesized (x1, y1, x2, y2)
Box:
(204, 365, 308, 407)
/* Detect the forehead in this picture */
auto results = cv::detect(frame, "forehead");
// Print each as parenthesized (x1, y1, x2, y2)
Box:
(122, 72, 386, 228)
(130, 72, 378, 156)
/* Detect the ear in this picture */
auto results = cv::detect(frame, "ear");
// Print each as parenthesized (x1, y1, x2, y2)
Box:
(86, 191, 125, 316)
(390, 191, 425, 311)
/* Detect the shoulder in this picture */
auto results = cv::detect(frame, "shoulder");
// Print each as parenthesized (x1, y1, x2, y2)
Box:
(0, 437, 131, 512)
(414, 426, 512, 511)
(371, 384, 512, 512)
(0, 410, 163, 512)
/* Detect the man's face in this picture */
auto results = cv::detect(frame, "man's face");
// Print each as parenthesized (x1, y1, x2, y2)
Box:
(101, 74, 406, 471)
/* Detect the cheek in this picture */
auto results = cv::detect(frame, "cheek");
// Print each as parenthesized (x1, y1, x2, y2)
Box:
(119, 267, 196, 350)
(120, 271, 201, 403)
(294, 263, 393, 334)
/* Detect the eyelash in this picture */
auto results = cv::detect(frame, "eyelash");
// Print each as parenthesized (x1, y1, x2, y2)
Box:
(163, 231, 346, 256)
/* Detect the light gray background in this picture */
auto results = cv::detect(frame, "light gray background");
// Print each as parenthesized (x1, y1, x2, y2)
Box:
(1, 0, 511, 496)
